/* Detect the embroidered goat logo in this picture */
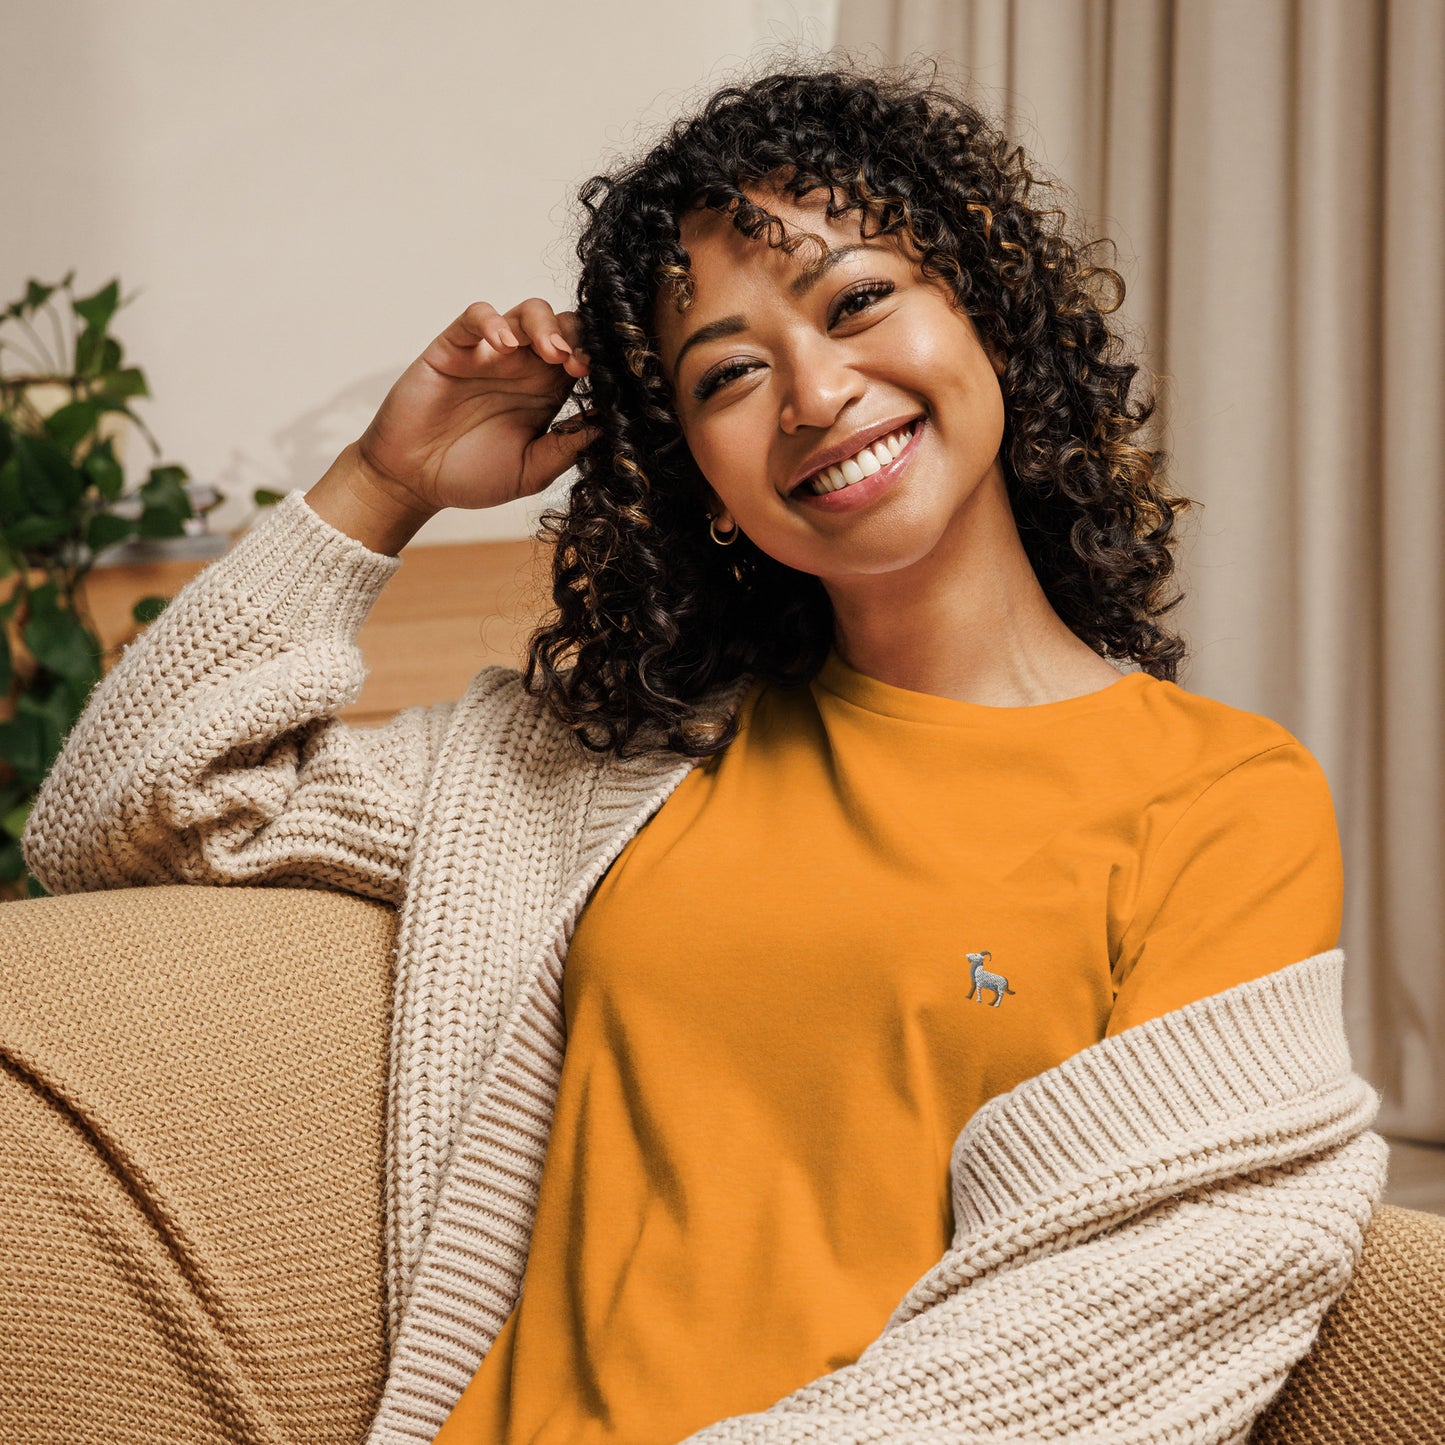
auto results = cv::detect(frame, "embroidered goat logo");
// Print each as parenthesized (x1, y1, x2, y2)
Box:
(964, 951, 1016, 1007)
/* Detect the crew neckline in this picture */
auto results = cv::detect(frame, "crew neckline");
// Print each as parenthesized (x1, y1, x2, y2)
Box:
(812, 646, 1152, 725)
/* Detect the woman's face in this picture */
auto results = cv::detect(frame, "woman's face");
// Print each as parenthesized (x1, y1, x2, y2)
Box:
(651, 186, 1009, 583)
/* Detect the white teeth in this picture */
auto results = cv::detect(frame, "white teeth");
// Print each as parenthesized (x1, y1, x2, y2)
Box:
(802, 423, 915, 495)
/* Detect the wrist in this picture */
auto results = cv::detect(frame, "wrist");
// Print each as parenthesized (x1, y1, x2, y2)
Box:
(305, 443, 437, 557)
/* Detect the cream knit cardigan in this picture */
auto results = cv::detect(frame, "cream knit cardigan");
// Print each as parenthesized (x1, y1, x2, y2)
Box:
(23, 490, 1388, 1445)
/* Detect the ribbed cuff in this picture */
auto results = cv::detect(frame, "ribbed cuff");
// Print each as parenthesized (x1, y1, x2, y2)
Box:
(213, 487, 404, 640)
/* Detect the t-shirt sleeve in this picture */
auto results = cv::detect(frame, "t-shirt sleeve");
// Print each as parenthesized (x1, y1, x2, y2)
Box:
(1106, 740, 1344, 1036)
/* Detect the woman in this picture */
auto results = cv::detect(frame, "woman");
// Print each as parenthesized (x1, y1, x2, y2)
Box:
(21, 62, 1384, 1445)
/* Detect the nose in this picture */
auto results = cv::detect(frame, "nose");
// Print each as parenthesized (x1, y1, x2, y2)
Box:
(777, 335, 865, 434)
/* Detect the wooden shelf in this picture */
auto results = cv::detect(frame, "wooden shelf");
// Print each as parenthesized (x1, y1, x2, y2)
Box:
(73, 532, 555, 728)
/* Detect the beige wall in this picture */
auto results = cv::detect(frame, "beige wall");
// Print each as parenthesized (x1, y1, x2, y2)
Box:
(0, 0, 838, 544)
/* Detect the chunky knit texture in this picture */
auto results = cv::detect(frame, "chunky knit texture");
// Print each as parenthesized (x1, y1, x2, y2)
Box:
(22, 489, 1388, 1444)
(0, 883, 395, 1444)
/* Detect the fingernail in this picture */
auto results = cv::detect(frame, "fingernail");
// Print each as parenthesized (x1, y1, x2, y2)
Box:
(499, 327, 519, 347)
(550, 333, 572, 354)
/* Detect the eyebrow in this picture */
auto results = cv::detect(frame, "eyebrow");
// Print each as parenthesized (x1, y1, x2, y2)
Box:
(670, 315, 748, 384)
(788, 241, 881, 297)
(669, 242, 890, 383)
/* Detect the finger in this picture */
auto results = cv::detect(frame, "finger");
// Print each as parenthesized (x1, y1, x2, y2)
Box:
(550, 404, 601, 435)
(553, 310, 586, 352)
(506, 298, 577, 368)
(434, 302, 521, 366)
(521, 419, 602, 495)
(553, 310, 592, 376)
(442, 301, 506, 349)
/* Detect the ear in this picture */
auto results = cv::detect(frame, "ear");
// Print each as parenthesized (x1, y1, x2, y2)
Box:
(704, 485, 732, 528)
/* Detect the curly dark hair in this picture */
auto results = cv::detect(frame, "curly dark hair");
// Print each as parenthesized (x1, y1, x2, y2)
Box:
(522, 57, 1196, 760)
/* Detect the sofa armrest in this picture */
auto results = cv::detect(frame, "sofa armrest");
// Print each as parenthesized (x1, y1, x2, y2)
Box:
(1251, 1202, 1445, 1443)
(0, 884, 396, 1444)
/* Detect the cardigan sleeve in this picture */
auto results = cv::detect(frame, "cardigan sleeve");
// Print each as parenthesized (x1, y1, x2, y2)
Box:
(678, 953, 1387, 1445)
(678, 1132, 1387, 1444)
(1107, 739, 1345, 1035)
(21, 488, 453, 907)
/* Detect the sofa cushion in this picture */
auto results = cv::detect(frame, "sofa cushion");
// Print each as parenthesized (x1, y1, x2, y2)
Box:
(0, 884, 395, 1444)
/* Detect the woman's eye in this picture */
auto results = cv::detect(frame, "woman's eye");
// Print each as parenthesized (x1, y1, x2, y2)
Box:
(830, 279, 895, 324)
(690, 281, 896, 402)
(693, 359, 756, 401)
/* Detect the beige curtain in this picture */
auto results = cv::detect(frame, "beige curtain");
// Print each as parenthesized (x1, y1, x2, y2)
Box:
(835, 0, 1444, 1141)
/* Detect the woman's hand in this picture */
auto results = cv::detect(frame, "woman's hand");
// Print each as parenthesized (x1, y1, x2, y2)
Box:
(354, 299, 597, 514)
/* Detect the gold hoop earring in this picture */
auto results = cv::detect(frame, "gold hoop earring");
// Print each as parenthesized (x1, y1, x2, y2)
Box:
(709, 515, 739, 546)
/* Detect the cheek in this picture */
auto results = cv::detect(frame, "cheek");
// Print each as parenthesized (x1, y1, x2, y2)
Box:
(684, 413, 765, 494)
(907, 318, 984, 382)
(912, 327, 1006, 436)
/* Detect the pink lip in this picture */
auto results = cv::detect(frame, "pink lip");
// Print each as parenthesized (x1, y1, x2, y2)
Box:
(789, 417, 925, 514)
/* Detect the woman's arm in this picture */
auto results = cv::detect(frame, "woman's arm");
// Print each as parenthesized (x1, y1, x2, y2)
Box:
(22, 289, 599, 905)
(21, 467, 449, 905)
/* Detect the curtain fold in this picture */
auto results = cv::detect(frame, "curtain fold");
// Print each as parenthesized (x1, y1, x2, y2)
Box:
(835, 0, 1444, 1138)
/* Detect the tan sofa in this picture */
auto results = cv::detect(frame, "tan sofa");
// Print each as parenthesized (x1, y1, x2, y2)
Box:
(1, 883, 1441, 1444)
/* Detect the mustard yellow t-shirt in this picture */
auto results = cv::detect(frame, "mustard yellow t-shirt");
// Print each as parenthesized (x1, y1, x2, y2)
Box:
(433, 650, 1343, 1444)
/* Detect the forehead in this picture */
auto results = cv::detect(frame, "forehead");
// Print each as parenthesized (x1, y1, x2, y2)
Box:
(677, 186, 870, 270)
(653, 187, 897, 356)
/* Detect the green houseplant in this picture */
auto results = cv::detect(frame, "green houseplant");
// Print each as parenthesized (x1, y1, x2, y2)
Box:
(0, 272, 202, 899)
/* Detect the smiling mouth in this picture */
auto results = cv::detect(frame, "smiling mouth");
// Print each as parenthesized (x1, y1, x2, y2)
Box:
(790, 420, 921, 497)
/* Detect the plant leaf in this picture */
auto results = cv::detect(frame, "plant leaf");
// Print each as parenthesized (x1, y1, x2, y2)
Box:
(44, 399, 101, 452)
(82, 437, 125, 499)
(58, 671, 97, 721)
(22, 603, 101, 682)
(253, 488, 286, 506)
(5, 513, 73, 547)
(23, 280, 56, 314)
(13, 433, 84, 514)
(25, 579, 57, 612)
(76, 324, 105, 376)
(0, 777, 29, 817)
(0, 625, 10, 693)
(16, 687, 79, 773)
(0, 456, 21, 521)
(86, 511, 135, 552)
(138, 508, 189, 539)
(99, 366, 148, 401)
(132, 594, 169, 625)
(0, 713, 48, 785)
(18, 684, 74, 719)
(1, 795, 30, 842)
(138, 464, 192, 536)
(143, 463, 190, 495)
(73, 279, 120, 331)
